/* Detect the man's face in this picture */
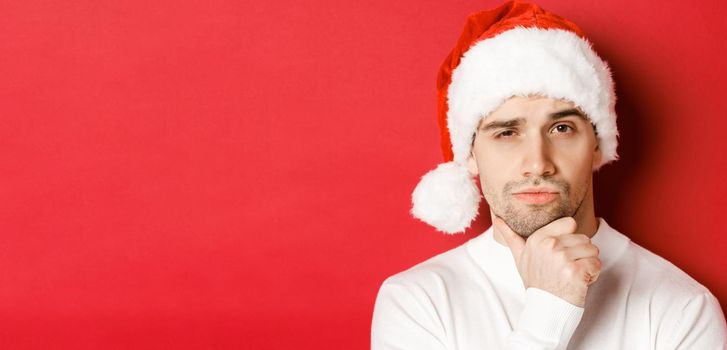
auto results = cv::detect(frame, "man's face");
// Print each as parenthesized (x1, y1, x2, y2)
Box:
(467, 95, 602, 237)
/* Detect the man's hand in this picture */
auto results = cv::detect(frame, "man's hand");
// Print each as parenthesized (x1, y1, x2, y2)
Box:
(493, 216, 601, 307)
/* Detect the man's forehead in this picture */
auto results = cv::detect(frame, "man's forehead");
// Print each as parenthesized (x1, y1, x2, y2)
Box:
(508, 94, 576, 105)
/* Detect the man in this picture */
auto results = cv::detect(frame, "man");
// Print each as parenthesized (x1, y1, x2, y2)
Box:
(371, 1, 727, 349)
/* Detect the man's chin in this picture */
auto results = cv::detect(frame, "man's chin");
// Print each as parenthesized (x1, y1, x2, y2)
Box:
(502, 208, 565, 237)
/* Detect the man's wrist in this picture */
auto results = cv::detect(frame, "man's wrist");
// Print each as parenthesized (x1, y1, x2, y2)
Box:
(511, 288, 584, 348)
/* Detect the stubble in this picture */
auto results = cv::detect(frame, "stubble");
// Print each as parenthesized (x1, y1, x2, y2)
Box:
(483, 176, 589, 237)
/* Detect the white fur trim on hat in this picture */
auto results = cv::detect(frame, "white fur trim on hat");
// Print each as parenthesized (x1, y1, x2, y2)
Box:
(447, 26, 619, 168)
(411, 162, 481, 234)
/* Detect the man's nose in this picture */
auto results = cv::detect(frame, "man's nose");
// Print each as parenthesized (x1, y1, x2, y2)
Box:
(520, 133, 555, 178)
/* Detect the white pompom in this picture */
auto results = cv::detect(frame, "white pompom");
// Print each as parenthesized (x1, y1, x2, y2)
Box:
(410, 162, 482, 234)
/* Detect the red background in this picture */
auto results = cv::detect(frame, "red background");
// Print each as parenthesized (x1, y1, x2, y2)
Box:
(2, 0, 726, 348)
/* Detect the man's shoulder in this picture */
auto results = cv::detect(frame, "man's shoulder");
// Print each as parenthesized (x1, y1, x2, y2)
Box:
(611, 232, 727, 346)
(619, 235, 712, 298)
(381, 236, 479, 291)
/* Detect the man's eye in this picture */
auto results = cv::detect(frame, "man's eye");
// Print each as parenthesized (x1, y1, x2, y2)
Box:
(495, 130, 516, 138)
(552, 124, 573, 133)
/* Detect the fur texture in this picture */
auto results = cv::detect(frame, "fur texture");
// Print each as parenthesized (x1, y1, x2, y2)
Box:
(447, 27, 618, 168)
(411, 162, 481, 234)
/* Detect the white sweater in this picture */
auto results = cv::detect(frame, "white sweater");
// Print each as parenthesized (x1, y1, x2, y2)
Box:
(371, 218, 727, 349)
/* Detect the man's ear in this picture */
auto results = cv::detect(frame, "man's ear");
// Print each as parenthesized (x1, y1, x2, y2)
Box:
(467, 152, 480, 176)
(592, 141, 603, 168)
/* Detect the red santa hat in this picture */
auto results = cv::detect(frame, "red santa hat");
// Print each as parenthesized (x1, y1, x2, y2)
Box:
(411, 0, 619, 234)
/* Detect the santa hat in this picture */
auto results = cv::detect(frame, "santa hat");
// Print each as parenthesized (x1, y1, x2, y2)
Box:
(411, 0, 619, 234)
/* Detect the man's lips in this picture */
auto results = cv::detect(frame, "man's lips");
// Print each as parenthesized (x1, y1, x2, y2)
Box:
(512, 188, 560, 204)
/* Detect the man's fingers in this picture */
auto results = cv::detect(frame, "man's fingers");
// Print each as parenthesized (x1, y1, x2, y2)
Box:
(492, 215, 525, 262)
(563, 243, 600, 260)
(587, 270, 601, 285)
(575, 257, 602, 285)
(539, 216, 578, 237)
(555, 234, 591, 248)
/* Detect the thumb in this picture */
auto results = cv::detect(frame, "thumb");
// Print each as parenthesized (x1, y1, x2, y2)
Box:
(492, 215, 525, 263)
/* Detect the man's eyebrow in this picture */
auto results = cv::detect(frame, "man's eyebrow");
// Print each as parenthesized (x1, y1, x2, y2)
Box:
(477, 108, 588, 131)
(550, 108, 587, 120)
(479, 118, 525, 131)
